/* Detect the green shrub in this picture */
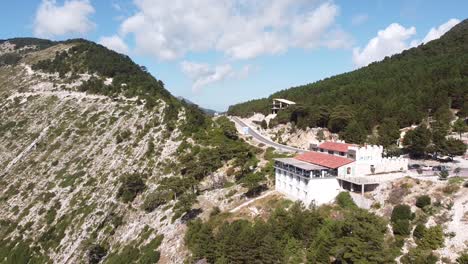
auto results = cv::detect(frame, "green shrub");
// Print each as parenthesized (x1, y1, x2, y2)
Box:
(415, 195, 431, 208)
(142, 190, 171, 212)
(335, 192, 357, 209)
(392, 219, 411, 236)
(88, 244, 107, 264)
(210, 206, 221, 217)
(401, 248, 438, 264)
(443, 183, 460, 194)
(391, 204, 413, 223)
(117, 174, 146, 203)
(417, 225, 444, 250)
(260, 120, 268, 129)
(139, 235, 163, 264)
(240, 173, 265, 190)
(105, 245, 140, 264)
(457, 252, 468, 264)
(413, 224, 426, 240)
(439, 170, 449, 180)
(115, 130, 131, 144)
(0, 53, 21, 66)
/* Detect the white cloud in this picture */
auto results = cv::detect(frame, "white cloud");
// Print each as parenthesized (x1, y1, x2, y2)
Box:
(351, 14, 368, 26)
(324, 28, 354, 49)
(181, 61, 255, 92)
(119, 0, 348, 60)
(34, 0, 95, 38)
(98, 35, 129, 54)
(181, 61, 235, 92)
(291, 2, 339, 48)
(352, 18, 460, 67)
(422, 18, 460, 43)
(352, 23, 416, 67)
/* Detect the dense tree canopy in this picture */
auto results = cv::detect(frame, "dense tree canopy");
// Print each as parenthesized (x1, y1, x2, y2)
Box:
(186, 203, 400, 263)
(403, 126, 432, 158)
(228, 19, 468, 139)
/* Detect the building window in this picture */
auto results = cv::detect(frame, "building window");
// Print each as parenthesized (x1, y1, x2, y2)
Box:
(347, 167, 351, 175)
(328, 150, 334, 154)
(370, 165, 375, 174)
(340, 152, 345, 156)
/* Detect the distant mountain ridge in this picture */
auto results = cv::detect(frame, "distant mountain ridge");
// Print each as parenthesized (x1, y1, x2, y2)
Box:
(176, 96, 217, 115)
(228, 19, 468, 133)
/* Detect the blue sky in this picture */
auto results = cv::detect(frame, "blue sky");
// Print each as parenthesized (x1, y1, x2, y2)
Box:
(0, 1, 466, 111)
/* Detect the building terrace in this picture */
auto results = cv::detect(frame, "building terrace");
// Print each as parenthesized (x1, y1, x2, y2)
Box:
(271, 98, 296, 114)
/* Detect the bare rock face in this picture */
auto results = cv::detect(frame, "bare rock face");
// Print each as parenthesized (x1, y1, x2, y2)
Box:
(0, 40, 189, 263)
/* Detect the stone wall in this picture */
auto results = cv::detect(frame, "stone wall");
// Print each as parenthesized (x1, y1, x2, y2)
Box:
(348, 145, 408, 176)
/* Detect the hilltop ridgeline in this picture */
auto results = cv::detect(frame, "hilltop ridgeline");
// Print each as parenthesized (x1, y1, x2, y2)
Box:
(228, 19, 468, 134)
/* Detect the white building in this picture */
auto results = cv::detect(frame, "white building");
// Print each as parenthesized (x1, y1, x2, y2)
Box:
(275, 141, 408, 205)
(271, 98, 296, 114)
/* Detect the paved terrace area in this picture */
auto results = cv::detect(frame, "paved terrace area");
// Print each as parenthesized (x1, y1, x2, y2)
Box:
(337, 172, 408, 185)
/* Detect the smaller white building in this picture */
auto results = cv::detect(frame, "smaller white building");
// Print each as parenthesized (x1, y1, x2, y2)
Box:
(271, 98, 296, 114)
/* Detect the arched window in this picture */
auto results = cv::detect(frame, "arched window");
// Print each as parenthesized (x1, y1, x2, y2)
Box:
(347, 167, 351, 175)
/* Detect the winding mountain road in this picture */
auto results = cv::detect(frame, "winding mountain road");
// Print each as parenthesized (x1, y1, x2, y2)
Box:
(230, 116, 306, 154)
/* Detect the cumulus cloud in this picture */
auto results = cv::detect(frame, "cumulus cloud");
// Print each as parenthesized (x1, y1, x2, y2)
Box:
(323, 28, 354, 49)
(291, 2, 339, 49)
(119, 0, 347, 60)
(98, 35, 129, 54)
(181, 61, 255, 92)
(352, 18, 460, 67)
(422, 18, 460, 43)
(34, 0, 95, 38)
(352, 23, 416, 67)
(181, 61, 235, 92)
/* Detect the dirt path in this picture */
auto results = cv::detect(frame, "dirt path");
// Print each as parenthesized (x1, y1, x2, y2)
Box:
(229, 190, 276, 213)
(438, 187, 468, 260)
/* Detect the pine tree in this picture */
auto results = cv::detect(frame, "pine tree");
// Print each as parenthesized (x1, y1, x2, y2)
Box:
(452, 119, 467, 139)
(403, 126, 431, 158)
(378, 118, 401, 148)
(341, 121, 367, 144)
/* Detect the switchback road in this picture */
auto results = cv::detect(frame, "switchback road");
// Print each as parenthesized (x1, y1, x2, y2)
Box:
(230, 116, 306, 154)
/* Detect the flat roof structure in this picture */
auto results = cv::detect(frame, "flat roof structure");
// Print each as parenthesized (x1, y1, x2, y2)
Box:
(318, 142, 355, 153)
(273, 98, 296, 105)
(295, 152, 354, 169)
(275, 158, 327, 171)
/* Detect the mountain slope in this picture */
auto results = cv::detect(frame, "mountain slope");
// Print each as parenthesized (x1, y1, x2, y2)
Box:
(228, 19, 468, 132)
(0, 38, 257, 263)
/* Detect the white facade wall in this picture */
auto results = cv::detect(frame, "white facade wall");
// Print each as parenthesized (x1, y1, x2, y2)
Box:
(337, 165, 354, 177)
(275, 168, 341, 206)
(343, 145, 408, 176)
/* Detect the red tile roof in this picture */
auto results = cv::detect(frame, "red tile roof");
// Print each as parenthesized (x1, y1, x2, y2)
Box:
(295, 152, 354, 169)
(318, 142, 355, 153)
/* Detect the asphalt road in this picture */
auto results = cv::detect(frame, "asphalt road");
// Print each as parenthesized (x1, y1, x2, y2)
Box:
(230, 116, 306, 154)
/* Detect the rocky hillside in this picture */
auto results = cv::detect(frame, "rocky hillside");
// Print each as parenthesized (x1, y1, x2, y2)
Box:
(365, 177, 468, 262)
(0, 38, 262, 263)
(2, 38, 467, 264)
